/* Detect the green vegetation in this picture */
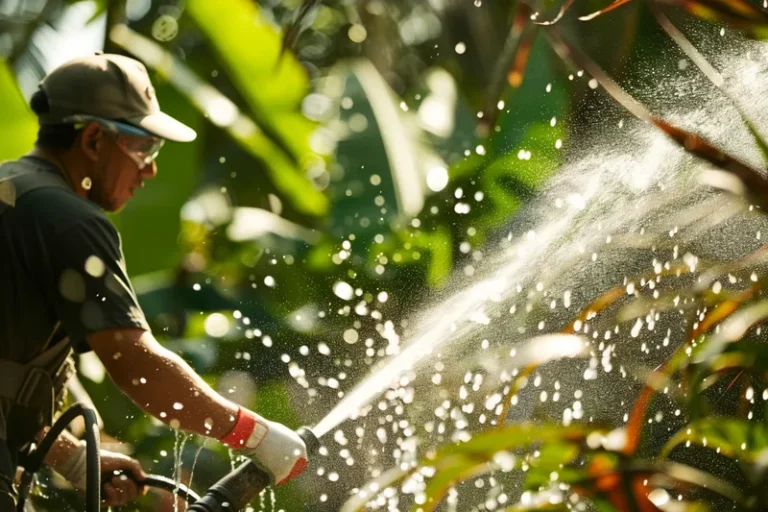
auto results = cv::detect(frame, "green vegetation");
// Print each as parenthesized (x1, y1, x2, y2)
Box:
(5, 0, 768, 510)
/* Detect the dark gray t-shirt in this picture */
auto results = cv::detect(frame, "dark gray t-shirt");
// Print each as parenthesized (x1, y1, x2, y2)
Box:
(0, 156, 149, 362)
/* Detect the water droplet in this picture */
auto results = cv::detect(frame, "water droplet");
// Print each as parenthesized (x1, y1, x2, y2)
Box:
(343, 329, 359, 344)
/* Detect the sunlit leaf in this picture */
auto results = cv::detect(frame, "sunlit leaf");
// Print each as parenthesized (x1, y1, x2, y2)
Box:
(662, 417, 768, 463)
(691, 298, 768, 364)
(110, 24, 329, 217)
(0, 61, 37, 162)
(419, 457, 492, 512)
(687, 287, 758, 342)
(184, 0, 330, 215)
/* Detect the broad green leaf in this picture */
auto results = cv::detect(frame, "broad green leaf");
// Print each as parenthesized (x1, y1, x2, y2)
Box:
(524, 443, 582, 488)
(706, 341, 768, 377)
(110, 24, 329, 217)
(185, 0, 328, 207)
(0, 61, 37, 162)
(187, 0, 307, 112)
(375, 225, 453, 287)
(324, 62, 442, 233)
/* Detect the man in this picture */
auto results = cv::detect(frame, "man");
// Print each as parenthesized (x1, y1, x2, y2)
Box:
(0, 54, 307, 508)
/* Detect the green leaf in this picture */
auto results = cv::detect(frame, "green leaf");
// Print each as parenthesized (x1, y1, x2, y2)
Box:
(590, 497, 622, 512)
(185, 0, 330, 216)
(661, 417, 768, 463)
(109, 23, 329, 217)
(691, 299, 768, 365)
(743, 117, 768, 167)
(0, 61, 37, 162)
(436, 423, 588, 459)
(506, 500, 571, 511)
(524, 443, 582, 487)
(419, 456, 491, 512)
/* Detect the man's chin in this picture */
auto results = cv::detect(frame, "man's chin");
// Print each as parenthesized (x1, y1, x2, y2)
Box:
(95, 197, 126, 212)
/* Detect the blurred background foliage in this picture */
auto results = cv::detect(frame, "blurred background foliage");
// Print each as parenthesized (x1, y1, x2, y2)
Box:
(2, 0, 768, 510)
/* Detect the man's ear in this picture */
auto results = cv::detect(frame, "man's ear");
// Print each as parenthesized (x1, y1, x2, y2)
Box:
(79, 122, 103, 162)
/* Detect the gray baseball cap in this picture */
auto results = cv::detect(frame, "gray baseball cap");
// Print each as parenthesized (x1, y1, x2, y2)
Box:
(38, 53, 196, 142)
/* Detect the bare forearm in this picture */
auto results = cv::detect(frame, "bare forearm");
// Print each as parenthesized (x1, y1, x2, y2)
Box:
(122, 345, 238, 437)
(91, 329, 238, 438)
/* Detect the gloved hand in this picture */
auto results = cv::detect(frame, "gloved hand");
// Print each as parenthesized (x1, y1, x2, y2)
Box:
(56, 442, 146, 507)
(220, 408, 308, 485)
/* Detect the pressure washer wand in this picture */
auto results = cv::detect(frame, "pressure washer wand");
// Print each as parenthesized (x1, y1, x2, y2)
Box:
(187, 427, 320, 512)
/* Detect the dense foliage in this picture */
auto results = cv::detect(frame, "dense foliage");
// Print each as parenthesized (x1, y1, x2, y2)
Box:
(4, 0, 768, 510)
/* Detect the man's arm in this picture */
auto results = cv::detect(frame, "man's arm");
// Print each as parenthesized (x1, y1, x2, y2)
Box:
(88, 327, 239, 438)
(40, 428, 146, 506)
(40, 216, 306, 484)
(89, 327, 309, 485)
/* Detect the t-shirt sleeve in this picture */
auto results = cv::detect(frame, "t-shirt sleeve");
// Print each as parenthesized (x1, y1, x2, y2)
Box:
(46, 216, 150, 352)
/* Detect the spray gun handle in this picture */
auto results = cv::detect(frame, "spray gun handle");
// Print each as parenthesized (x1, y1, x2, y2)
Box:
(186, 461, 270, 511)
(187, 427, 319, 512)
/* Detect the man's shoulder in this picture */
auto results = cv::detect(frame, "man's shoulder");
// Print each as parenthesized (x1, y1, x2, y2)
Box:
(2, 157, 111, 236)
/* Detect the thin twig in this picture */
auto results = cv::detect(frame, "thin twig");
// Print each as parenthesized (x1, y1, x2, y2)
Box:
(480, 2, 535, 134)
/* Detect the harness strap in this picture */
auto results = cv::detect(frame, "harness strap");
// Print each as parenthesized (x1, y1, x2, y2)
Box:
(0, 340, 73, 407)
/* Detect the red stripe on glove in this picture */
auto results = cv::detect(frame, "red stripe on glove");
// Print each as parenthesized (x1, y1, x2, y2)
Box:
(220, 408, 257, 448)
(277, 457, 308, 486)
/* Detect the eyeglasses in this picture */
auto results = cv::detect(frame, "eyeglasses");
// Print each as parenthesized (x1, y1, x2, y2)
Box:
(66, 116, 165, 170)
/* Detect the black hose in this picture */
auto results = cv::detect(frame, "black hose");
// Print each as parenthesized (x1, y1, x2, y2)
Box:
(109, 473, 200, 504)
(17, 403, 101, 512)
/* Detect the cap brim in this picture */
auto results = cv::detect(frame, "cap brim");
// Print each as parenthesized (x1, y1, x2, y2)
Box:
(128, 111, 197, 142)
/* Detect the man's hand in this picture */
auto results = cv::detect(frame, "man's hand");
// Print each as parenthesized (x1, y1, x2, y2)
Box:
(221, 408, 308, 486)
(44, 429, 146, 505)
(100, 450, 147, 507)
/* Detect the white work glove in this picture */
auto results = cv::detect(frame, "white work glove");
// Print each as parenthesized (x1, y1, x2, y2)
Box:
(220, 408, 308, 485)
(56, 442, 146, 506)
(55, 441, 89, 490)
